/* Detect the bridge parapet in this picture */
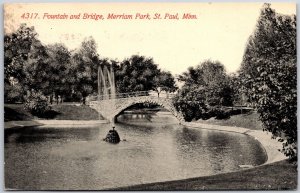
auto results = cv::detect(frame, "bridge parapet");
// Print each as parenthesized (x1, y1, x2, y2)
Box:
(88, 91, 176, 101)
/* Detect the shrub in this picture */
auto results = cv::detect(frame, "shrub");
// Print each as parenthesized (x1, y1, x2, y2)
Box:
(172, 86, 208, 122)
(4, 83, 24, 103)
(24, 91, 51, 117)
(215, 108, 230, 120)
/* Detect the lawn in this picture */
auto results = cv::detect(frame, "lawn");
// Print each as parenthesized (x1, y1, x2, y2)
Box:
(115, 159, 297, 190)
(4, 103, 101, 121)
(197, 110, 264, 130)
(4, 104, 34, 121)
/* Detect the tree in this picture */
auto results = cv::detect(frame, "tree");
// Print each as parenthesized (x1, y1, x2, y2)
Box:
(4, 24, 39, 102)
(71, 36, 100, 103)
(153, 70, 178, 97)
(239, 4, 296, 160)
(228, 73, 247, 106)
(21, 35, 50, 95)
(173, 85, 208, 122)
(4, 24, 38, 84)
(115, 55, 161, 93)
(174, 60, 235, 121)
(44, 43, 72, 103)
(178, 60, 234, 107)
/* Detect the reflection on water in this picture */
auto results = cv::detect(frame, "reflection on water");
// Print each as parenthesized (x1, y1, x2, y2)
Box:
(5, 113, 267, 190)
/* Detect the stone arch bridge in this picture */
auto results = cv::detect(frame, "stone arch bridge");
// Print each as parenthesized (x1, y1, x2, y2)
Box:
(88, 91, 184, 123)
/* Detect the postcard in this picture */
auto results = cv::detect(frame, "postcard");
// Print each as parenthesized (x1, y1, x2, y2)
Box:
(4, 2, 297, 190)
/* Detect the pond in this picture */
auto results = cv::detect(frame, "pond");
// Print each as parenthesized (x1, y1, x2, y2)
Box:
(5, 112, 267, 190)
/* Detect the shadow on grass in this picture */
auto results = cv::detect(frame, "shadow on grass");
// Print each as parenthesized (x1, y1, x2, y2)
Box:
(4, 106, 32, 121)
(113, 159, 297, 191)
(37, 110, 61, 119)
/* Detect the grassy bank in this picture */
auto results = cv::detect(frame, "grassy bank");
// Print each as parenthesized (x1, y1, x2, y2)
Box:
(4, 103, 100, 121)
(196, 110, 264, 130)
(115, 159, 297, 190)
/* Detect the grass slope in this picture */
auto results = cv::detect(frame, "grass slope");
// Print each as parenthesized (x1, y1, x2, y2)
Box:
(197, 111, 264, 130)
(4, 104, 100, 121)
(4, 104, 34, 121)
(51, 104, 100, 120)
(115, 160, 297, 191)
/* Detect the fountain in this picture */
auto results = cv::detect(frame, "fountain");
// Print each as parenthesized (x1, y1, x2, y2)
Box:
(103, 126, 120, 143)
(98, 63, 120, 143)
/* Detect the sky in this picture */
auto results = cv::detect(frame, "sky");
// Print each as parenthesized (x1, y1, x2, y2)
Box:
(4, 2, 296, 76)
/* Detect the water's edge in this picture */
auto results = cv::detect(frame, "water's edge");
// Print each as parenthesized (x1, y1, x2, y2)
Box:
(5, 119, 285, 165)
(4, 119, 286, 190)
(181, 122, 286, 165)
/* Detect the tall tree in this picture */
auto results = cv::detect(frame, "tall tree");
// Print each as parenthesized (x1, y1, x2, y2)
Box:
(178, 60, 233, 106)
(22, 37, 49, 94)
(71, 36, 100, 103)
(174, 60, 235, 121)
(115, 55, 161, 93)
(4, 24, 39, 102)
(4, 24, 38, 84)
(44, 43, 72, 103)
(239, 4, 296, 159)
(153, 70, 178, 97)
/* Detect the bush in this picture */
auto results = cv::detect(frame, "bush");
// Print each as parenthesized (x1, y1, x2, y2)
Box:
(215, 108, 230, 120)
(24, 91, 51, 117)
(4, 83, 24, 103)
(172, 86, 208, 122)
(201, 107, 231, 120)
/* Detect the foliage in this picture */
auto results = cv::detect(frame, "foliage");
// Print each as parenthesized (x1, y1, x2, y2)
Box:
(178, 60, 234, 107)
(5, 25, 178, 104)
(22, 42, 73, 103)
(4, 82, 24, 103)
(44, 43, 73, 101)
(228, 73, 248, 106)
(24, 91, 51, 117)
(115, 55, 161, 93)
(201, 107, 231, 120)
(71, 36, 100, 103)
(173, 85, 208, 122)
(175, 60, 235, 121)
(153, 70, 178, 96)
(239, 4, 297, 160)
(4, 24, 38, 84)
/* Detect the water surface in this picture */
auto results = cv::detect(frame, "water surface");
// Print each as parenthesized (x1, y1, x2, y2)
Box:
(5, 113, 267, 190)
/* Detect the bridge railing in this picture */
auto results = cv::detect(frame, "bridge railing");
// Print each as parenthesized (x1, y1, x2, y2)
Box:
(88, 91, 176, 101)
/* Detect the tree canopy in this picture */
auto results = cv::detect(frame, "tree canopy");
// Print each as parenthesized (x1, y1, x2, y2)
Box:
(177, 60, 234, 107)
(173, 60, 235, 121)
(115, 55, 177, 94)
(239, 4, 297, 160)
(4, 26, 178, 103)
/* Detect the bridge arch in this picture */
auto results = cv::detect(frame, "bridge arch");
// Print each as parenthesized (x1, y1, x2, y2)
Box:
(112, 97, 184, 123)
